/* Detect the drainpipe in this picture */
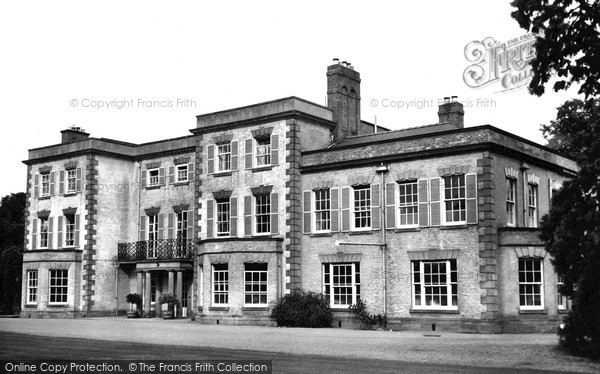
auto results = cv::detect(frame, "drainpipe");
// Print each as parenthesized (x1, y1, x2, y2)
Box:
(375, 163, 390, 316)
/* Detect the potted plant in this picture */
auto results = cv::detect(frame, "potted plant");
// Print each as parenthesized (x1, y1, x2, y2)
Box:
(159, 293, 179, 319)
(125, 293, 142, 318)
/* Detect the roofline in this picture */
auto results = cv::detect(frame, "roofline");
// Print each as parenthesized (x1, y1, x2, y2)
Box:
(302, 124, 575, 162)
(194, 96, 331, 119)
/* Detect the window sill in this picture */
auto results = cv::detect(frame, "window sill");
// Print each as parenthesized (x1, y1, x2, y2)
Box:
(47, 304, 69, 308)
(251, 166, 273, 173)
(349, 230, 374, 236)
(393, 227, 421, 233)
(63, 192, 78, 197)
(558, 309, 569, 314)
(145, 185, 162, 190)
(24, 304, 37, 308)
(310, 232, 333, 237)
(439, 224, 469, 230)
(213, 171, 233, 177)
(172, 181, 190, 186)
(518, 308, 548, 315)
(242, 306, 270, 311)
(38, 196, 51, 200)
(208, 306, 229, 311)
(409, 309, 459, 314)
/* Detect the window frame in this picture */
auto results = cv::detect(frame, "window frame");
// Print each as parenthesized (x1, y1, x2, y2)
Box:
(147, 215, 158, 258)
(176, 164, 189, 183)
(41, 173, 50, 197)
(398, 181, 419, 228)
(39, 217, 49, 249)
(322, 262, 361, 308)
(64, 214, 75, 247)
(66, 169, 77, 193)
(557, 275, 568, 311)
(26, 269, 38, 305)
(506, 178, 516, 227)
(212, 263, 229, 306)
(255, 138, 271, 167)
(147, 168, 160, 187)
(314, 189, 331, 233)
(244, 263, 268, 306)
(411, 260, 458, 310)
(216, 199, 231, 237)
(255, 194, 271, 235)
(49, 269, 68, 305)
(518, 258, 544, 310)
(352, 186, 371, 230)
(527, 184, 538, 228)
(217, 143, 232, 173)
(443, 175, 467, 225)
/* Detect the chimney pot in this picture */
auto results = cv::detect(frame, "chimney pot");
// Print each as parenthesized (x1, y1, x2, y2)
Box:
(333, 58, 339, 64)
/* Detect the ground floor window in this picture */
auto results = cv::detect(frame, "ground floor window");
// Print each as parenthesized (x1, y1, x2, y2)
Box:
(212, 263, 228, 305)
(412, 260, 458, 309)
(244, 263, 268, 305)
(49, 269, 68, 304)
(519, 258, 544, 309)
(557, 275, 567, 310)
(323, 263, 360, 307)
(27, 270, 38, 304)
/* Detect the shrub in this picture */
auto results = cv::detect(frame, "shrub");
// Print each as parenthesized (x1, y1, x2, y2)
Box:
(125, 293, 142, 310)
(348, 299, 387, 329)
(271, 291, 332, 328)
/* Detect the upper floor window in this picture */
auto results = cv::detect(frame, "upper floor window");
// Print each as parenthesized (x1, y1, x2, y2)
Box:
(217, 143, 232, 172)
(255, 138, 271, 167)
(66, 170, 77, 193)
(176, 165, 188, 182)
(314, 189, 331, 232)
(216, 199, 231, 237)
(39, 217, 49, 249)
(255, 194, 271, 234)
(506, 178, 516, 226)
(147, 214, 158, 258)
(353, 186, 371, 229)
(65, 215, 75, 247)
(148, 168, 160, 186)
(527, 184, 538, 228)
(519, 258, 544, 309)
(398, 181, 418, 227)
(443, 175, 466, 224)
(41, 174, 51, 197)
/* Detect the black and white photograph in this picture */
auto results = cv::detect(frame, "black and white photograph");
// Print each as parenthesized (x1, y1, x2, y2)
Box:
(1, 1, 599, 373)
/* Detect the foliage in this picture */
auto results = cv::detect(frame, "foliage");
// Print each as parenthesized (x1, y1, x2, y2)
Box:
(125, 293, 142, 309)
(158, 293, 179, 306)
(0, 193, 26, 250)
(271, 291, 333, 328)
(348, 299, 387, 329)
(539, 98, 600, 359)
(511, 0, 600, 98)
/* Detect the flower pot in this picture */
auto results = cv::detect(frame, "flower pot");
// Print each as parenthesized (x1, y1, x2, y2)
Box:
(127, 310, 140, 319)
(162, 310, 174, 320)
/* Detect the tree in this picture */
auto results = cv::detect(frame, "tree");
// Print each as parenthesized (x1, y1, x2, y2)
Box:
(0, 193, 26, 314)
(511, 0, 600, 98)
(539, 98, 600, 359)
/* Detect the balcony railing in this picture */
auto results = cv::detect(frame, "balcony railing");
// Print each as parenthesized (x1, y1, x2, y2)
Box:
(117, 239, 194, 262)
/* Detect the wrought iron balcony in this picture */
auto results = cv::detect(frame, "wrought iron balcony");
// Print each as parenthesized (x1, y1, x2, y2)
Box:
(117, 239, 194, 262)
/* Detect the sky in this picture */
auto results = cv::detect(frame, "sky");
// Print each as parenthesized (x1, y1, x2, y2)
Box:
(0, 1, 582, 198)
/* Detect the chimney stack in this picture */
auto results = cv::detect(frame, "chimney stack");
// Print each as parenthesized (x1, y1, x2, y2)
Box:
(327, 58, 361, 142)
(61, 126, 90, 144)
(438, 96, 464, 128)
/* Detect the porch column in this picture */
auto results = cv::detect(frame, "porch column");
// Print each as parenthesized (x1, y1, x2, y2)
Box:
(155, 273, 162, 318)
(168, 271, 175, 294)
(144, 271, 151, 317)
(136, 271, 143, 313)
(176, 271, 183, 318)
